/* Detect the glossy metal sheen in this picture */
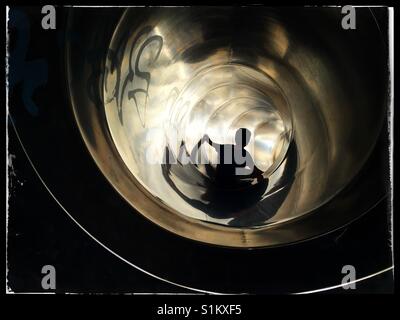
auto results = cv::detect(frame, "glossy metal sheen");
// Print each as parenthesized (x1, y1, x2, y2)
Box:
(67, 7, 387, 247)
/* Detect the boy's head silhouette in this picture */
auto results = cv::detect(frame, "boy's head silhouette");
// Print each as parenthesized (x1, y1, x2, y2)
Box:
(235, 128, 251, 147)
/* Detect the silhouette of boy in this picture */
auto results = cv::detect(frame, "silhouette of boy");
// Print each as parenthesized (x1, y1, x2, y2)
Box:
(192, 128, 264, 187)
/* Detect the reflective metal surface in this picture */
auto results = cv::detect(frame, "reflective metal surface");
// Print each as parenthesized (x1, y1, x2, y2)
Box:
(67, 7, 388, 247)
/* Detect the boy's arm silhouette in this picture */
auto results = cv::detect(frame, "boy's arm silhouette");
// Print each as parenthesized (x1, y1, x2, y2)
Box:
(201, 134, 222, 151)
(190, 134, 219, 162)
